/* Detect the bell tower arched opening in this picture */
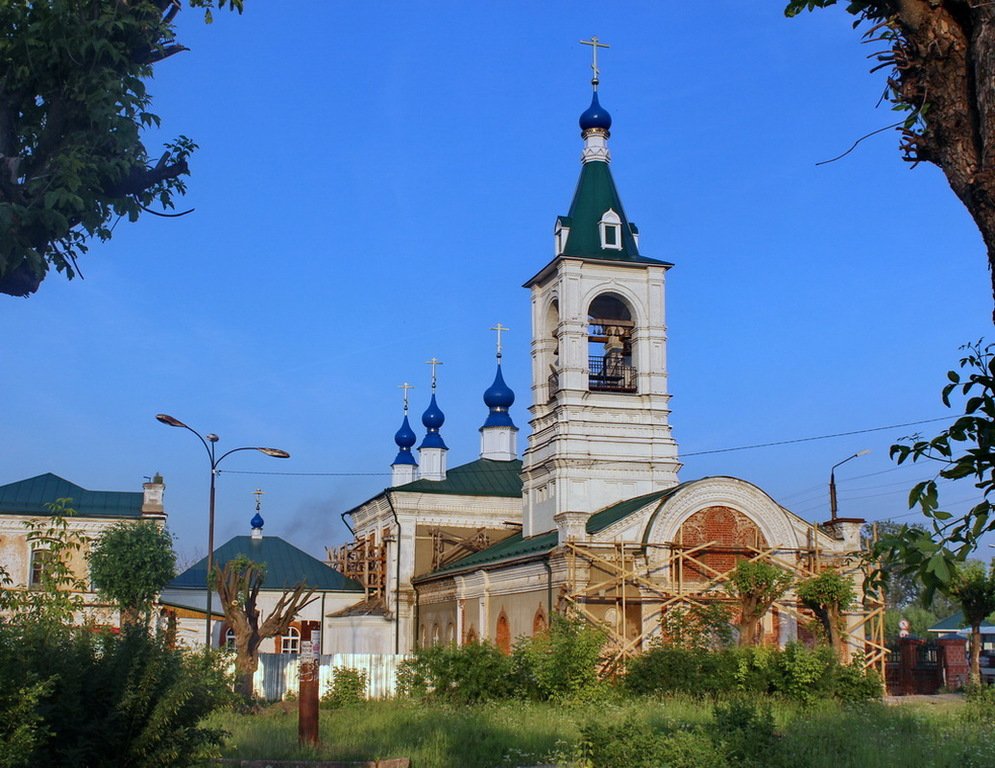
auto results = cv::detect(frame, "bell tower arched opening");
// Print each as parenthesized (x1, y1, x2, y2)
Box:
(587, 293, 636, 393)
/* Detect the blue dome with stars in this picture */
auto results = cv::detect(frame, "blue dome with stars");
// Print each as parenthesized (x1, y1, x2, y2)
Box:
(250, 512, 264, 530)
(579, 91, 612, 131)
(420, 394, 447, 449)
(393, 414, 418, 466)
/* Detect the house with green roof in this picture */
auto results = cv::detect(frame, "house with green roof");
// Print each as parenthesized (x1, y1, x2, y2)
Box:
(0, 472, 166, 626)
(161, 510, 363, 653)
(326, 68, 869, 662)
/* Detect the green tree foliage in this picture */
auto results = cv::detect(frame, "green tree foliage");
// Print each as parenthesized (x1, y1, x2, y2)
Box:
(786, 2, 995, 314)
(319, 666, 368, 709)
(659, 602, 734, 650)
(726, 560, 793, 646)
(89, 520, 176, 627)
(796, 569, 855, 657)
(879, 342, 995, 595)
(512, 614, 607, 701)
(0, 0, 243, 298)
(948, 560, 995, 685)
(397, 641, 515, 704)
(213, 555, 316, 699)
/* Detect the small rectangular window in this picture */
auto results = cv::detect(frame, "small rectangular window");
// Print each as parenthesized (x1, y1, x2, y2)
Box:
(604, 226, 618, 246)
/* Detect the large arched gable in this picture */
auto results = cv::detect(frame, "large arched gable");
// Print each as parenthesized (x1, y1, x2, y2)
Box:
(641, 477, 800, 565)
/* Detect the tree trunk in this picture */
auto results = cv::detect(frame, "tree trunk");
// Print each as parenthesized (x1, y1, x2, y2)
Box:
(235, 646, 258, 700)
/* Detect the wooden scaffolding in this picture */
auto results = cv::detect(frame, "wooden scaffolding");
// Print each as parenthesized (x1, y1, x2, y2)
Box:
(560, 525, 886, 677)
(327, 530, 387, 600)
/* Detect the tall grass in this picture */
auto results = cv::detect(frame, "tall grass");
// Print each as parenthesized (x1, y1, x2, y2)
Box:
(202, 696, 995, 768)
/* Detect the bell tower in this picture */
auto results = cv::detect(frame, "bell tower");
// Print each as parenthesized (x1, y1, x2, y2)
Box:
(521, 40, 681, 539)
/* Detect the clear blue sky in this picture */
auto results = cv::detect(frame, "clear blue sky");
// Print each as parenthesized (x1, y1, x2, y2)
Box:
(1, 2, 989, 565)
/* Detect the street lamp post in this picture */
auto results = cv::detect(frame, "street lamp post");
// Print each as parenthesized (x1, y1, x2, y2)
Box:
(829, 449, 870, 521)
(156, 413, 290, 648)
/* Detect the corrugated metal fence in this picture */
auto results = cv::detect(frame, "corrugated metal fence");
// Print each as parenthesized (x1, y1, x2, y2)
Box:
(254, 653, 409, 701)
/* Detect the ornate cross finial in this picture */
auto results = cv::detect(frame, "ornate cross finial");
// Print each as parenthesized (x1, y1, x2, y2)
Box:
(399, 382, 414, 413)
(253, 488, 265, 512)
(580, 35, 610, 89)
(490, 323, 509, 361)
(426, 357, 443, 391)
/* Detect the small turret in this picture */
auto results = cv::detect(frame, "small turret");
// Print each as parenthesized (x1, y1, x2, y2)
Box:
(391, 382, 419, 486)
(418, 358, 447, 481)
(480, 323, 518, 461)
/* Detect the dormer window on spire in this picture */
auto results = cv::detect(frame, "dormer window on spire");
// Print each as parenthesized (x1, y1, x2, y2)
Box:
(599, 209, 622, 251)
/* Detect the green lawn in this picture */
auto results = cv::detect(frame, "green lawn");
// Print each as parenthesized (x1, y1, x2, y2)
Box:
(201, 695, 995, 768)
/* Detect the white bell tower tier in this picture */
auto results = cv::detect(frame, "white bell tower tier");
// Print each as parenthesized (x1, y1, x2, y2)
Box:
(521, 79, 681, 539)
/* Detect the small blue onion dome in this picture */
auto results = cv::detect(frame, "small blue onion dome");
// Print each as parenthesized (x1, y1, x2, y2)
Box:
(482, 365, 516, 429)
(393, 414, 418, 466)
(420, 393, 448, 450)
(394, 415, 417, 449)
(250, 512, 264, 529)
(483, 365, 515, 409)
(579, 92, 612, 132)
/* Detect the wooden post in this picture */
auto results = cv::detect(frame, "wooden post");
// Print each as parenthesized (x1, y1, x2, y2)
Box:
(298, 621, 321, 746)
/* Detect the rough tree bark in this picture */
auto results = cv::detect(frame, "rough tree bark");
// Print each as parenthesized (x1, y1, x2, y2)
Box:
(214, 557, 316, 700)
(789, 1, 995, 320)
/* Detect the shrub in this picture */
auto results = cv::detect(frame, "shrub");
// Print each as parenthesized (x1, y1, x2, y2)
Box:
(397, 641, 514, 704)
(710, 697, 776, 767)
(512, 614, 607, 701)
(321, 666, 368, 709)
(0, 623, 234, 767)
(625, 644, 739, 696)
(579, 718, 727, 768)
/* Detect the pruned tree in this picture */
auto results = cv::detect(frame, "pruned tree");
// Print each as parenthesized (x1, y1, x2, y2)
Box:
(726, 560, 794, 647)
(213, 555, 316, 699)
(948, 560, 995, 685)
(786, 1, 995, 317)
(89, 520, 176, 628)
(0, 0, 243, 298)
(797, 568, 856, 657)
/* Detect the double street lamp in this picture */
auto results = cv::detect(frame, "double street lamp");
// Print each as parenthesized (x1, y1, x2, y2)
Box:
(156, 413, 290, 648)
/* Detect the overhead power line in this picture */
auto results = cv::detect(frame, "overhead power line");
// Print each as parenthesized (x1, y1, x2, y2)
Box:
(681, 416, 951, 458)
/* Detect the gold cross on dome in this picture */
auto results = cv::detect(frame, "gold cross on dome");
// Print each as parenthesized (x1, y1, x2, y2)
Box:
(425, 357, 444, 390)
(399, 382, 414, 413)
(580, 36, 610, 87)
(490, 323, 509, 359)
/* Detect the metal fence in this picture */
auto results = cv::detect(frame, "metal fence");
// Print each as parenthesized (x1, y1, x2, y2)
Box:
(253, 653, 409, 701)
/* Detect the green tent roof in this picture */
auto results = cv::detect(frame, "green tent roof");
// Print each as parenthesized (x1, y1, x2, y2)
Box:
(393, 458, 523, 497)
(929, 611, 995, 633)
(0, 473, 144, 518)
(168, 535, 362, 593)
(561, 160, 669, 266)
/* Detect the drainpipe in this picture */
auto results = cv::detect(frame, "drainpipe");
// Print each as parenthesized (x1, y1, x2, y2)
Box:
(543, 559, 553, 622)
(386, 492, 402, 655)
(340, 511, 355, 536)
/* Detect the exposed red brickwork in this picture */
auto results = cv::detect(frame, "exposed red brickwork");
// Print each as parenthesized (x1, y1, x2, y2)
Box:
(496, 611, 511, 654)
(678, 506, 767, 584)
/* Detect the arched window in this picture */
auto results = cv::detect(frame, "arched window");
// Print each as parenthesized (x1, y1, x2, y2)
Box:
(587, 293, 636, 393)
(431, 623, 441, 647)
(599, 209, 623, 250)
(533, 606, 547, 636)
(496, 611, 511, 655)
(29, 548, 53, 589)
(279, 626, 300, 654)
(447, 622, 456, 645)
(546, 299, 560, 401)
(224, 627, 236, 650)
(465, 626, 477, 644)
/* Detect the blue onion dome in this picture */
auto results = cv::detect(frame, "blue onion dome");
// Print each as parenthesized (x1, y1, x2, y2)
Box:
(483, 365, 515, 410)
(250, 512, 264, 529)
(420, 393, 448, 450)
(579, 91, 612, 132)
(393, 414, 418, 466)
(422, 393, 445, 430)
(394, 415, 417, 449)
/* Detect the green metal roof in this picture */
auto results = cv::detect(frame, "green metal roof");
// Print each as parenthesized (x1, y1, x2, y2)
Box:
(561, 160, 669, 266)
(420, 530, 558, 579)
(168, 535, 363, 593)
(0, 473, 144, 518)
(393, 458, 523, 497)
(586, 489, 673, 534)
(929, 611, 995, 633)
